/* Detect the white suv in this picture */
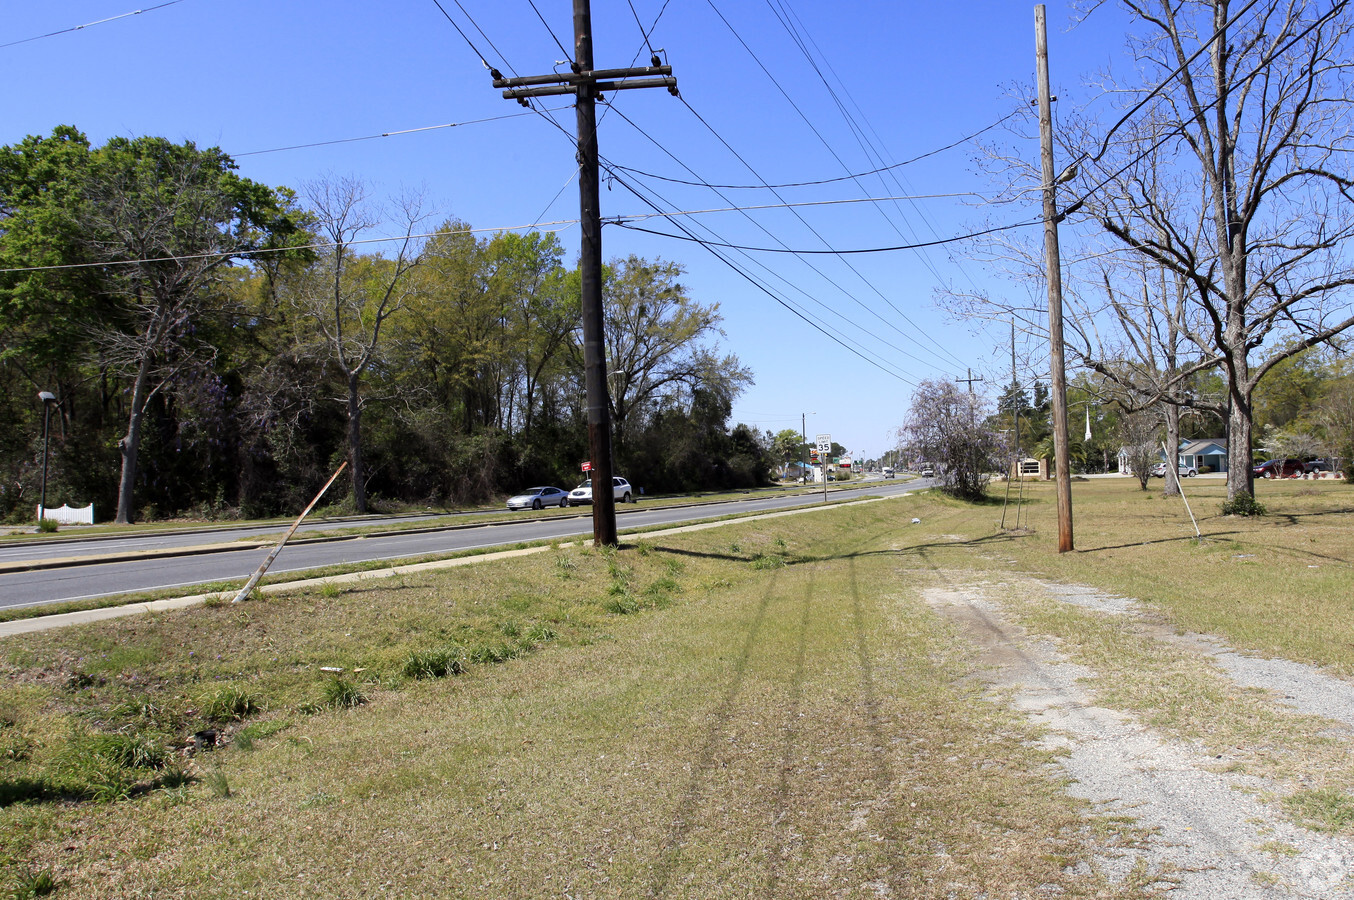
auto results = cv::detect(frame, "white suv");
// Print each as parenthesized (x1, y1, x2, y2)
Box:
(567, 476, 633, 506)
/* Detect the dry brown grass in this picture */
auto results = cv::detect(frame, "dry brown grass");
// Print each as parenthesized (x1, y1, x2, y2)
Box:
(0, 500, 1153, 899)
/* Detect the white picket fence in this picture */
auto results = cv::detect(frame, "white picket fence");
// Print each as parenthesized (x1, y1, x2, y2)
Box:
(37, 503, 94, 525)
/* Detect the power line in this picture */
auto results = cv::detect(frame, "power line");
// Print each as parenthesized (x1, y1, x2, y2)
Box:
(0, 0, 191, 51)
(604, 101, 955, 372)
(0, 218, 581, 275)
(604, 162, 924, 383)
(615, 216, 1041, 254)
(676, 95, 970, 369)
(525, 0, 574, 64)
(609, 192, 985, 221)
(233, 112, 554, 157)
(625, 0, 659, 59)
(612, 111, 1017, 190)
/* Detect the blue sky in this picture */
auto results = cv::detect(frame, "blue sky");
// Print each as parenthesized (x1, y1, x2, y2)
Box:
(3, 0, 1138, 460)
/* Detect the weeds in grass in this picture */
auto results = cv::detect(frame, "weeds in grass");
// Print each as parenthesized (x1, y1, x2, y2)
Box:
(1284, 787, 1354, 832)
(7, 865, 58, 898)
(602, 595, 639, 614)
(299, 790, 336, 809)
(204, 769, 231, 799)
(523, 623, 557, 644)
(749, 553, 784, 570)
(200, 685, 261, 723)
(318, 581, 342, 598)
(322, 678, 364, 709)
(234, 720, 290, 750)
(202, 593, 226, 608)
(466, 643, 518, 665)
(554, 553, 577, 578)
(35, 519, 58, 535)
(402, 648, 463, 680)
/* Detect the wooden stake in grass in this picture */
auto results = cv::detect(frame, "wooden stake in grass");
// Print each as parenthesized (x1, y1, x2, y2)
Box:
(1162, 442, 1201, 540)
(232, 461, 348, 603)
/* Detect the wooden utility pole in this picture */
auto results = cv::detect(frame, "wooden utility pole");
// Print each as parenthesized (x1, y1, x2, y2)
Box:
(1035, 4, 1074, 552)
(495, 1, 675, 547)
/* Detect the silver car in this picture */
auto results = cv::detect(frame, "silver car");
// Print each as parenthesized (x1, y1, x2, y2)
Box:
(567, 476, 633, 505)
(506, 486, 569, 510)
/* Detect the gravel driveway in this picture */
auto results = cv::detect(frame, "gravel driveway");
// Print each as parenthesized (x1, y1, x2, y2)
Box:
(925, 578, 1354, 898)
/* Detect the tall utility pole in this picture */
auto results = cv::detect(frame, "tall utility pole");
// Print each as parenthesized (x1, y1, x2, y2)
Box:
(1035, 4, 1074, 553)
(495, 1, 676, 547)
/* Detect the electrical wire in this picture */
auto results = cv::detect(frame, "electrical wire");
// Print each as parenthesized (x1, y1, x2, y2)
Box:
(608, 167, 920, 384)
(233, 112, 552, 157)
(0, 218, 581, 275)
(615, 217, 1041, 254)
(0, 0, 190, 51)
(626, 0, 658, 59)
(526, 0, 573, 64)
(611, 110, 1018, 190)
(600, 147, 932, 381)
(758, 0, 990, 322)
(604, 101, 958, 372)
(674, 96, 969, 370)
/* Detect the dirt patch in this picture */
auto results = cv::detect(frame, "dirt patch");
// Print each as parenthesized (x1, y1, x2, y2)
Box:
(925, 582, 1354, 898)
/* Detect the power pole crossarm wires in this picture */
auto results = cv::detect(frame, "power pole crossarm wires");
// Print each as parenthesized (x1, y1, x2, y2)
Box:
(496, 0, 677, 547)
(1035, 4, 1074, 552)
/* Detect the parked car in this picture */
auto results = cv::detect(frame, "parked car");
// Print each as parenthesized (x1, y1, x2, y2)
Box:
(1150, 461, 1198, 478)
(567, 476, 634, 505)
(506, 486, 569, 510)
(1252, 458, 1306, 479)
(1305, 458, 1334, 472)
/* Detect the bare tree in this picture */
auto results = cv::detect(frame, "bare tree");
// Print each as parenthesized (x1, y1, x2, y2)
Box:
(288, 177, 430, 513)
(1071, 0, 1354, 499)
(1117, 406, 1161, 490)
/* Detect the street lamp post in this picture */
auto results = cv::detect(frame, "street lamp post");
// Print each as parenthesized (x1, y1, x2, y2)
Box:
(37, 391, 57, 523)
(802, 412, 815, 484)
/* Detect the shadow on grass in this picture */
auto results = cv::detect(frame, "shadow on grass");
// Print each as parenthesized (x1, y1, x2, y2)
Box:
(647, 529, 1036, 568)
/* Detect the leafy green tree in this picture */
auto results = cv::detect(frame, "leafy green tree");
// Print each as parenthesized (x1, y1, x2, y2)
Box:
(596, 256, 752, 452)
(1, 128, 302, 523)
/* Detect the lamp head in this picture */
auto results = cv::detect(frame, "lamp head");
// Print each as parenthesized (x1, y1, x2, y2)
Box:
(38, 391, 56, 405)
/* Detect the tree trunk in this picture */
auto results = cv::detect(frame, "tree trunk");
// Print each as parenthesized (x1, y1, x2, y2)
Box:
(1227, 383, 1254, 500)
(115, 357, 153, 524)
(347, 372, 366, 514)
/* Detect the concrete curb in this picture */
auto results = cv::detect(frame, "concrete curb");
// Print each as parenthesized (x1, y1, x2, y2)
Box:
(0, 496, 887, 638)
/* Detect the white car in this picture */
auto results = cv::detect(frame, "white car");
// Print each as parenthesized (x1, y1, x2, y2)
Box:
(506, 486, 569, 510)
(1150, 462, 1198, 478)
(567, 476, 634, 505)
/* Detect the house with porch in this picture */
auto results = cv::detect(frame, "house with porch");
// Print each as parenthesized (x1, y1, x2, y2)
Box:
(1117, 437, 1230, 474)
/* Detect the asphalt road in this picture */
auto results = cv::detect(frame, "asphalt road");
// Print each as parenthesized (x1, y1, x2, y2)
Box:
(0, 480, 927, 611)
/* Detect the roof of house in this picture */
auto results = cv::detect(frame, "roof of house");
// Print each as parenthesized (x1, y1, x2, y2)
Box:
(1181, 438, 1227, 454)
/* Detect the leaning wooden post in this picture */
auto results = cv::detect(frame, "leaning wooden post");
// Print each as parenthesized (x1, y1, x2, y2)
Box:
(232, 461, 348, 603)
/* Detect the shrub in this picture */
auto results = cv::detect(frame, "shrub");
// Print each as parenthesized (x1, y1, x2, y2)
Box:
(1221, 491, 1266, 517)
(36, 518, 58, 534)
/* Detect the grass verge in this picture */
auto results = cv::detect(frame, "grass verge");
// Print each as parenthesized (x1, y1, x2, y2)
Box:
(1, 497, 1145, 898)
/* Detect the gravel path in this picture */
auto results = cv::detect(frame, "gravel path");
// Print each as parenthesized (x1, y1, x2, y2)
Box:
(925, 581, 1354, 898)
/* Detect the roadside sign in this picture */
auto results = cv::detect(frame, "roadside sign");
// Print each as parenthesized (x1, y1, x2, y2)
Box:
(581, 460, 592, 472)
(815, 433, 831, 455)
